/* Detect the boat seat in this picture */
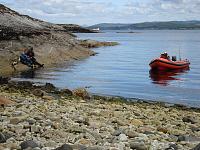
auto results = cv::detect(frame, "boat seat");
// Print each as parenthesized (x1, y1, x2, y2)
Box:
(172, 56, 177, 61)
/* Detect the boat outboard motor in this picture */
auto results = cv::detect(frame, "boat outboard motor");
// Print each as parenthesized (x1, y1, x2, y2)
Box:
(172, 56, 177, 61)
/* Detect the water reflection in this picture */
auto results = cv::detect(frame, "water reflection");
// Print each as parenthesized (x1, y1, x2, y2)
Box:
(149, 69, 189, 86)
(19, 68, 38, 78)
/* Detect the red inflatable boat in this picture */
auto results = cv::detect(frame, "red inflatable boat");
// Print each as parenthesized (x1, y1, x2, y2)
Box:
(149, 54, 190, 70)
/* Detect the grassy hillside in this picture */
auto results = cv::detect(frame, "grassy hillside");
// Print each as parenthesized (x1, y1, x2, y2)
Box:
(88, 21, 200, 30)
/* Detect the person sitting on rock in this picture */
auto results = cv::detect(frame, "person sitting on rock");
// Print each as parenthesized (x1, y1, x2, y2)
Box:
(12, 46, 44, 69)
(20, 47, 44, 68)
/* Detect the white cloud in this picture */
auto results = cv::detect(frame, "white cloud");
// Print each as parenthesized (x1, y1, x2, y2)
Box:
(0, 0, 200, 25)
(119, 0, 200, 23)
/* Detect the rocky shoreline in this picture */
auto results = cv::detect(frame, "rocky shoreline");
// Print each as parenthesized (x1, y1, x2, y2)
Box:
(0, 4, 118, 76)
(0, 80, 200, 150)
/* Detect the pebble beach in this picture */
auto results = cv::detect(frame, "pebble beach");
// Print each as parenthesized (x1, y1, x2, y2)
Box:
(0, 81, 200, 150)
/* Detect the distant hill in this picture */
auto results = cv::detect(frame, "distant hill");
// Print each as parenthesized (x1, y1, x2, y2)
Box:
(88, 21, 200, 30)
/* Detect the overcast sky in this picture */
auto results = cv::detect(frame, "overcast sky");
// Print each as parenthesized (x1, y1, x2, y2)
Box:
(0, 0, 200, 25)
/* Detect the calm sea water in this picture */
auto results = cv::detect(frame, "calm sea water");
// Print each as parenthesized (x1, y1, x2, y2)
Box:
(13, 30, 200, 107)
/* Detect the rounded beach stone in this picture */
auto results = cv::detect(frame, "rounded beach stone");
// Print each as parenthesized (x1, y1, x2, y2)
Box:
(32, 89, 45, 97)
(157, 126, 168, 133)
(118, 134, 128, 142)
(192, 143, 200, 150)
(20, 140, 39, 149)
(126, 130, 139, 138)
(165, 144, 178, 150)
(112, 129, 123, 136)
(129, 142, 148, 150)
(42, 95, 54, 100)
(60, 89, 73, 96)
(0, 76, 10, 84)
(0, 96, 14, 106)
(54, 144, 73, 150)
(182, 116, 196, 124)
(0, 133, 6, 143)
(43, 83, 56, 92)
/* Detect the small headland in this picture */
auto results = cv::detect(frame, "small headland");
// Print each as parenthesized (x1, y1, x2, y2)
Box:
(79, 39, 119, 48)
(0, 4, 119, 76)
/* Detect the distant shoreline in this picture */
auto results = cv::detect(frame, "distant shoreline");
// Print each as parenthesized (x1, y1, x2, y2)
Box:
(116, 31, 141, 33)
(88, 21, 200, 30)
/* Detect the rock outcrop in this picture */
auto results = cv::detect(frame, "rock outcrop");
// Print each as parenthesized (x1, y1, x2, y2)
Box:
(0, 4, 118, 75)
(58, 24, 97, 33)
(0, 4, 95, 38)
(0, 4, 97, 75)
